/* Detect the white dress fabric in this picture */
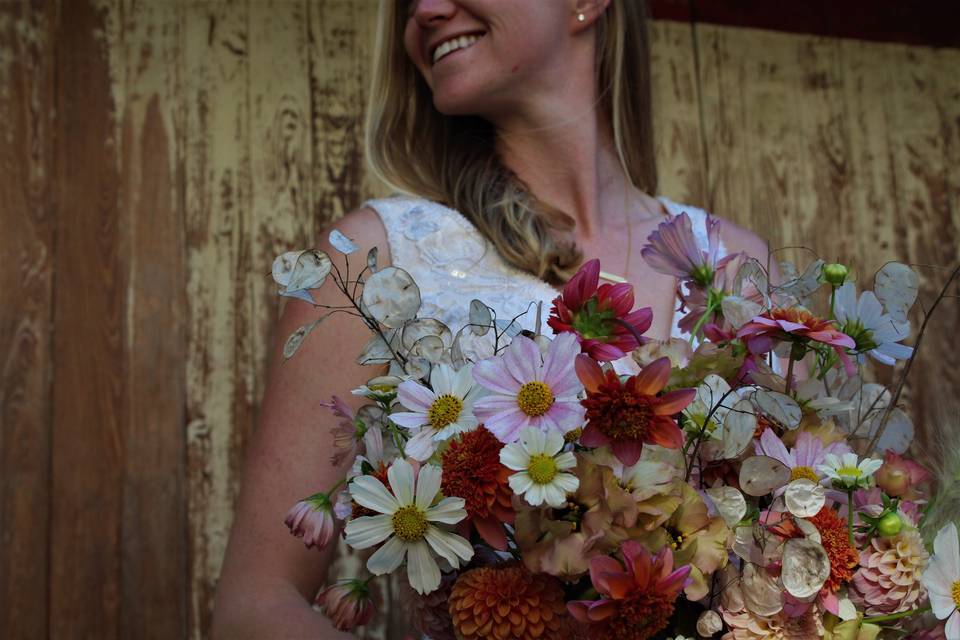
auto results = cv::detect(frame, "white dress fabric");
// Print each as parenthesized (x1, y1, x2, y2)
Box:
(363, 194, 726, 375)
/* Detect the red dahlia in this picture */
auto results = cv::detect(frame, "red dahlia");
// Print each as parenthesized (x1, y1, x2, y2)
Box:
(441, 426, 515, 550)
(548, 258, 653, 361)
(576, 355, 695, 465)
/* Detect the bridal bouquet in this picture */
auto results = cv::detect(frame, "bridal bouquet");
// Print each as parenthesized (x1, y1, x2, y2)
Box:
(274, 215, 958, 639)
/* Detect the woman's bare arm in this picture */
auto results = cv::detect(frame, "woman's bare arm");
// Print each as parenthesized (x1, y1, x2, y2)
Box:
(212, 207, 390, 639)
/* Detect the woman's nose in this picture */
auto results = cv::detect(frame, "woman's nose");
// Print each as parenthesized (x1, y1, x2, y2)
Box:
(412, 0, 457, 28)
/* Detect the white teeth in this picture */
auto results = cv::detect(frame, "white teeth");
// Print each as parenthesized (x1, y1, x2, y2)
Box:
(432, 34, 481, 64)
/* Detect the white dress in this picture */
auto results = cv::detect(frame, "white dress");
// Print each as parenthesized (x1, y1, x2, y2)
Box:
(363, 194, 726, 373)
(359, 193, 727, 638)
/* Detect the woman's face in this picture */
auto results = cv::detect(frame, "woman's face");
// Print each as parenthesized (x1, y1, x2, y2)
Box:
(402, 0, 579, 117)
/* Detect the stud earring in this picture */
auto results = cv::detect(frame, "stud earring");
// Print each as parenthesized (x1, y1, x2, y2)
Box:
(577, 13, 586, 21)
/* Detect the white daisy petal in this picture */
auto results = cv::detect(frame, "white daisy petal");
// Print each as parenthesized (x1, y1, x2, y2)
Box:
(452, 364, 475, 398)
(424, 496, 467, 524)
(521, 427, 546, 455)
(429, 364, 454, 395)
(525, 483, 545, 506)
(542, 429, 565, 456)
(344, 514, 394, 549)
(508, 472, 534, 495)
(388, 458, 416, 506)
(350, 475, 400, 514)
(946, 610, 960, 640)
(415, 463, 443, 510)
(935, 523, 960, 583)
(406, 540, 441, 595)
(554, 451, 577, 471)
(500, 444, 531, 470)
(366, 535, 407, 575)
(404, 427, 439, 461)
(398, 380, 436, 412)
(553, 472, 580, 494)
(424, 526, 474, 568)
(541, 484, 568, 507)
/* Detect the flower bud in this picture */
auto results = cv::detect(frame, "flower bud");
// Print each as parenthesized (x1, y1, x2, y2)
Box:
(285, 492, 336, 550)
(697, 609, 723, 637)
(822, 263, 849, 286)
(877, 512, 903, 537)
(315, 579, 375, 631)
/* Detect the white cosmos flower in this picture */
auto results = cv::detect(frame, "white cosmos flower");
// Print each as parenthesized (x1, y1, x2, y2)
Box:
(816, 452, 883, 490)
(344, 458, 474, 595)
(390, 363, 483, 461)
(920, 522, 960, 640)
(499, 427, 579, 507)
(834, 281, 913, 365)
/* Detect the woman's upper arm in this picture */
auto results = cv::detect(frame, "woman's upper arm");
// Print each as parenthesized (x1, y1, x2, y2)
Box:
(213, 206, 391, 628)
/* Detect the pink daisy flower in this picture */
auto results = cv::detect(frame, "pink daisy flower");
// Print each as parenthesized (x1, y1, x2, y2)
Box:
(754, 428, 851, 490)
(641, 211, 732, 287)
(472, 332, 585, 444)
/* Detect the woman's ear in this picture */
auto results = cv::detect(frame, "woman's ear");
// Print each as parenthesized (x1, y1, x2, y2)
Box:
(571, 0, 612, 32)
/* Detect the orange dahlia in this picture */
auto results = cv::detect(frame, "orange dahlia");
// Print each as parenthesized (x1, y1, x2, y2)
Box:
(441, 426, 515, 550)
(808, 506, 859, 593)
(449, 563, 568, 640)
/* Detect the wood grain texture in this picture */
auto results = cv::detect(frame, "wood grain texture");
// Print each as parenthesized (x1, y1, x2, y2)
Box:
(182, 1, 251, 636)
(115, 1, 188, 637)
(49, 0, 125, 636)
(0, 1, 55, 637)
(1, 3, 957, 638)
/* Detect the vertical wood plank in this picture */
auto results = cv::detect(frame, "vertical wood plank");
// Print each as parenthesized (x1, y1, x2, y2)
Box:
(308, 0, 380, 226)
(649, 20, 708, 205)
(882, 43, 960, 447)
(49, 0, 125, 636)
(0, 1, 55, 637)
(183, 1, 251, 637)
(115, 0, 188, 636)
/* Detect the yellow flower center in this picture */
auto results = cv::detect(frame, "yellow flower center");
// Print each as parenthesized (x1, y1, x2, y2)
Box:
(527, 454, 559, 485)
(516, 381, 554, 417)
(391, 505, 428, 542)
(428, 394, 463, 430)
(838, 465, 862, 478)
(791, 466, 819, 483)
(953, 580, 960, 608)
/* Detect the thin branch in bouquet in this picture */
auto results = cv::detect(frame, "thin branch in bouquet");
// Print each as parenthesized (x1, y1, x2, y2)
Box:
(866, 262, 960, 453)
(328, 256, 409, 368)
(683, 385, 741, 483)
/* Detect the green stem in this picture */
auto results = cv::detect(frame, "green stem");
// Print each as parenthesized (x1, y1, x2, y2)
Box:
(829, 286, 837, 320)
(862, 606, 931, 624)
(847, 489, 855, 548)
(688, 299, 717, 344)
(784, 356, 796, 395)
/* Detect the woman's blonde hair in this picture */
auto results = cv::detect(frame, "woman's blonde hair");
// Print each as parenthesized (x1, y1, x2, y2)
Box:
(365, 1, 657, 285)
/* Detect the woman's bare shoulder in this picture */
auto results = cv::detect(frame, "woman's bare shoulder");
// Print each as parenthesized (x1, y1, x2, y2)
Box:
(709, 212, 772, 264)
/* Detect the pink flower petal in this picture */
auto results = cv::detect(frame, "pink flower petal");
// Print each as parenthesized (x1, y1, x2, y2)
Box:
(397, 381, 436, 412)
(473, 358, 518, 395)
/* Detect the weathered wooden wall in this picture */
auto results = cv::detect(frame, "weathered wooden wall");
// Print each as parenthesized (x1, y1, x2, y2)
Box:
(0, 1, 957, 638)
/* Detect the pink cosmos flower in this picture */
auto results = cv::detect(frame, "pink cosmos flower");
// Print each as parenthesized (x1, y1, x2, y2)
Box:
(285, 492, 337, 550)
(641, 211, 730, 287)
(567, 541, 691, 639)
(472, 332, 585, 443)
(547, 258, 653, 361)
(315, 579, 376, 631)
(754, 429, 852, 491)
(321, 395, 362, 466)
(737, 307, 856, 374)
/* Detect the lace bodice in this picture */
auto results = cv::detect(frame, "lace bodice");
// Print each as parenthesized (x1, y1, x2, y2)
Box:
(363, 194, 726, 374)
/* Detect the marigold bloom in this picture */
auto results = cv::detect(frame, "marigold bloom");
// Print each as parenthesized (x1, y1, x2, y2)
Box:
(449, 563, 568, 640)
(567, 541, 691, 640)
(808, 506, 859, 594)
(577, 355, 694, 465)
(441, 426, 515, 550)
(315, 579, 375, 631)
(548, 258, 653, 361)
